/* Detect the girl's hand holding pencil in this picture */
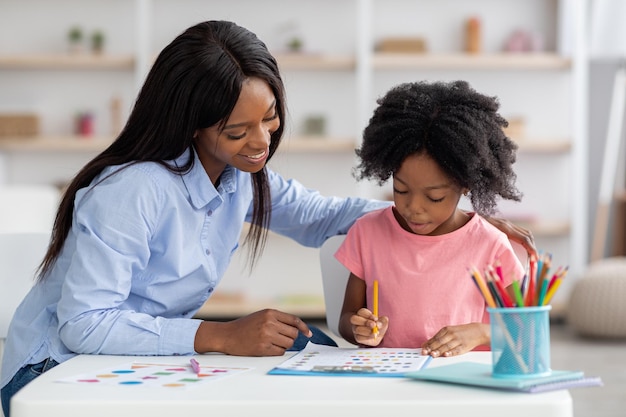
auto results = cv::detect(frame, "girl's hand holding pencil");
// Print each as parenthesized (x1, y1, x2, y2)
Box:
(349, 307, 388, 347)
(349, 279, 388, 346)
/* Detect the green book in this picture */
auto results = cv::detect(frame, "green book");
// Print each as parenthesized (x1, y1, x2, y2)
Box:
(405, 362, 602, 393)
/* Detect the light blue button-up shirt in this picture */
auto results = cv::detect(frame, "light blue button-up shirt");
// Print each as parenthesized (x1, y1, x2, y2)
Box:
(1, 148, 388, 388)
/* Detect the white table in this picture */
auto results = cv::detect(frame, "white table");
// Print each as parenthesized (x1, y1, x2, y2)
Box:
(11, 351, 572, 417)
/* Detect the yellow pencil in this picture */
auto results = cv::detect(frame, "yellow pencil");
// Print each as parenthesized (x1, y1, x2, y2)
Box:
(372, 280, 379, 337)
(470, 267, 497, 308)
(542, 277, 563, 305)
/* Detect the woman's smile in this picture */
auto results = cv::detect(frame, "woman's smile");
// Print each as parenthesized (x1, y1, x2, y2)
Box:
(240, 149, 269, 164)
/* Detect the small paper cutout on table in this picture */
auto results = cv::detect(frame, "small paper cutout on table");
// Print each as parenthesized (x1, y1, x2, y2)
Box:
(57, 361, 251, 388)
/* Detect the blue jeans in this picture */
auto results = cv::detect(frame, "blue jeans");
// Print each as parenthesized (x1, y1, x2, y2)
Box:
(1, 357, 59, 417)
(288, 324, 337, 351)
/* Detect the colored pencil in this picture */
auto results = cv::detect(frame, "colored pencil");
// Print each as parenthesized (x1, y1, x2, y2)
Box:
(524, 255, 537, 307)
(470, 267, 496, 308)
(470, 259, 567, 308)
(511, 280, 525, 307)
(487, 280, 504, 307)
(537, 278, 550, 306)
(490, 271, 515, 308)
(543, 277, 564, 305)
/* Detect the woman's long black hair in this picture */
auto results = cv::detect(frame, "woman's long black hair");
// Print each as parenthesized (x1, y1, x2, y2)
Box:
(39, 21, 286, 280)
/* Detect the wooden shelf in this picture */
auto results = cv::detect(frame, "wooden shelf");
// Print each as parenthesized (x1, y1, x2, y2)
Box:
(516, 221, 571, 238)
(0, 52, 569, 72)
(274, 53, 355, 70)
(0, 135, 570, 155)
(257, 52, 572, 71)
(0, 136, 113, 152)
(0, 54, 135, 70)
(278, 137, 356, 152)
(0, 136, 357, 154)
(515, 140, 571, 154)
(194, 293, 326, 320)
(373, 53, 572, 70)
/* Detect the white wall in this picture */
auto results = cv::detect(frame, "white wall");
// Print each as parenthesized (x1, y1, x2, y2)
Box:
(588, 60, 626, 256)
(0, 0, 590, 308)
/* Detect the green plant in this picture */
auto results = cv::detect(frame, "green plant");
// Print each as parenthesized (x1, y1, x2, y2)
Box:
(91, 30, 105, 53)
(68, 26, 83, 44)
(287, 36, 303, 52)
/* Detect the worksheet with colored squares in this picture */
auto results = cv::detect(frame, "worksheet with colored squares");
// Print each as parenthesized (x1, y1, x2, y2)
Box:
(269, 343, 431, 377)
(57, 362, 251, 388)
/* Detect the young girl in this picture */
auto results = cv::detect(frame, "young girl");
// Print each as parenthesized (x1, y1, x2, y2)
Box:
(336, 80, 526, 357)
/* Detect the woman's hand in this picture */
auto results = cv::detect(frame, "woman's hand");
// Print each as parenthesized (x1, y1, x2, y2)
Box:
(349, 308, 388, 346)
(194, 309, 312, 356)
(421, 323, 489, 357)
(484, 216, 537, 258)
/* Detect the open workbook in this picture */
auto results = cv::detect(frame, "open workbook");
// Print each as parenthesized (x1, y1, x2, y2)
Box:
(405, 362, 603, 393)
(268, 342, 432, 377)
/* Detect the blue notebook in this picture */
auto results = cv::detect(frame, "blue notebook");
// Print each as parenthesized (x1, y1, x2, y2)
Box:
(405, 362, 603, 393)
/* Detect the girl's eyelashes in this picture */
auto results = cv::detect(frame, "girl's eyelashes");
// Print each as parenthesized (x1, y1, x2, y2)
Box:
(393, 187, 445, 203)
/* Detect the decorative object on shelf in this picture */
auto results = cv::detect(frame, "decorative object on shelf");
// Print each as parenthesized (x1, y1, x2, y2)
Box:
(75, 112, 94, 137)
(465, 16, 482, 54)
(503, 30, 544, 53)
(110, 96, 122, 135)
(91, 30, 105, 54)
(67, 25, 84, 54)
(287, 36, 303, 53)
(376, 37, 427, 53)
(0, 113, 39, 138)
(275, 20, 305, 53)
(302, 115, 326, 136)
(590, 0, 626, 261)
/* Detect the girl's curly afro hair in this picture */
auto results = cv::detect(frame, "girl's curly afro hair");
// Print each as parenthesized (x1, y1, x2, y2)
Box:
(354, 80, 522, 216)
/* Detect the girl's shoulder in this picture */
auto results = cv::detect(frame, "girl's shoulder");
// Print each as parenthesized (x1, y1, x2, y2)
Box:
(472, 214, 510, 241)
(349, 206, 395, 237)
(357, 205, 392, 223)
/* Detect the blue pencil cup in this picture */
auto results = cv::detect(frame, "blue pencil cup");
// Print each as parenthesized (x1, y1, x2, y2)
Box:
(488, 306, 552, 378)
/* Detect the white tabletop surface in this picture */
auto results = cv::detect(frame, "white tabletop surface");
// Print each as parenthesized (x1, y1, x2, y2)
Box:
(11, 351, 572, 417)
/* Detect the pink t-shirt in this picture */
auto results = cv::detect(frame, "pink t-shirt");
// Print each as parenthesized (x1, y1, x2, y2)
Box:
(335, 206, 524, 348)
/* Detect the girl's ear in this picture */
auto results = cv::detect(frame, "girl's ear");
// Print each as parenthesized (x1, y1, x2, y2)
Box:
(463, 189, 470, 196)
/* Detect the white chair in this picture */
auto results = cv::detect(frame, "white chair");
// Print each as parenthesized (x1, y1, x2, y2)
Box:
(0, 184, 60, 233)
(319, 235, 529, 339)
(0, 232, 51, 379)
(319, 235, 349, 338)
